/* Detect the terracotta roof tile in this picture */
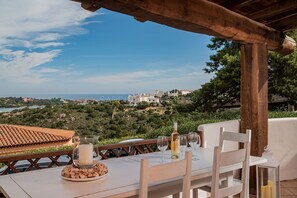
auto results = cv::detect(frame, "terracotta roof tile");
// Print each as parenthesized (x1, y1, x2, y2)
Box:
(0, 124, 75, 149)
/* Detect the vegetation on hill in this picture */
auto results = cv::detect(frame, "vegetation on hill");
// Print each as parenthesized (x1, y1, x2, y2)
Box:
(1, 97, 297, 145)
(0, 98, 197, 140)
(0, 97, 64, 108)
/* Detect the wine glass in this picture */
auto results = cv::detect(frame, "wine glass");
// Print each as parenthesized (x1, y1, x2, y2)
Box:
(188, 132, 201, 160)
(180, 135, 188, 159)
(157, 136, 168, 163)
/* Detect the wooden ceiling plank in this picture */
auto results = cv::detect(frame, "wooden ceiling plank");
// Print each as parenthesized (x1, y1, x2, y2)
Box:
(249, 0, 297, 21)
(267, 12, 297, 26)
(208, 0, 228, 5)
(75, 0, 296, 54)
(222, 0, 259, 11)
(268, 12, 297, 32)
(221, 0, 247, 9)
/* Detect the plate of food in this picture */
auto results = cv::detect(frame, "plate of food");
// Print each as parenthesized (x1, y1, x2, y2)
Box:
(61, 162, 108, 182)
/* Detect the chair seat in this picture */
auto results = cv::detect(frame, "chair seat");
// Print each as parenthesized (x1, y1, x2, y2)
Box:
(198, 179, 243, 194)
(198, 185, 211, 192)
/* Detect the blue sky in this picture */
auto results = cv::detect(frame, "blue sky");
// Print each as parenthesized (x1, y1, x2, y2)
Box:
(0, 0, 213, 95)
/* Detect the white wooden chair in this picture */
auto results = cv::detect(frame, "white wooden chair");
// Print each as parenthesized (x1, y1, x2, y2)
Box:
(193, 128, 251, 198)
(139, 151, 192, 198)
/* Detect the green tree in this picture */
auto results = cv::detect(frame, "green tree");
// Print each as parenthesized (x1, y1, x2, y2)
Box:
(136, 101, 149, 110)
(193, 30, 297, 112)
(192, 38, 240, 112)
(269, 31, 297, 108)
(111, 100, 121, 120)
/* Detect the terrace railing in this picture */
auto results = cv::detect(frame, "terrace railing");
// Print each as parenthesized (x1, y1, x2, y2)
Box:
(0, 138, 160, 176)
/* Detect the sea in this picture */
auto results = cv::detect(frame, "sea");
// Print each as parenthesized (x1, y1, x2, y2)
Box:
(0, 105, 44, 113)
(0, 94, 130, 101)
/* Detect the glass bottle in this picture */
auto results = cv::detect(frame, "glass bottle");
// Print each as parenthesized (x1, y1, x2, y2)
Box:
(171, 122, 180, 159)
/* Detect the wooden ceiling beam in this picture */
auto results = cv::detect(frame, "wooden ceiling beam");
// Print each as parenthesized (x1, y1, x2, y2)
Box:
(249, 0, 297, 21)
(75, 0, 296, 54)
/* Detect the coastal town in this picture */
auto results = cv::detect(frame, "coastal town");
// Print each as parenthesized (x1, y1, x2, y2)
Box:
(0, 89, 194, 110)
(127, 89, 193, 105)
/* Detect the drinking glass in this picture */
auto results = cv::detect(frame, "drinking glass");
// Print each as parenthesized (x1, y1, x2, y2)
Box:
(157, 136, 168, 163)
(180, 135, 188, 159)
(188, 132, 201, 160)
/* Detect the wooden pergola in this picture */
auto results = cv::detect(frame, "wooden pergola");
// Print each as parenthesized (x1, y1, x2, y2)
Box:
(74, 0, 297, 192)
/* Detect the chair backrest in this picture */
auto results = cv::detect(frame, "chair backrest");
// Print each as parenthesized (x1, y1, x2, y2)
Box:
(211, 128, 251, 198)
(139, 151, 192, 198)
(219, 127, 251, 151)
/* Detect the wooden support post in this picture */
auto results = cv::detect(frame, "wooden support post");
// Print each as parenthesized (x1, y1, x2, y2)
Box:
(240, 43, 268, 194)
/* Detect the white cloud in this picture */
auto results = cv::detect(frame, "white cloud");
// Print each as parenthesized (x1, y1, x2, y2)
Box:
(82, 66, 213, 93)
(34, 42, 65, 49)
(84, 65, 208, 84)
(0, 49, 61, 83)
(37, 68, 62, 74)
(85, 70, 168, 83)
(0, 1, 94, 42)
(33, 33, 64, 42)
(0, 0, 96, 84)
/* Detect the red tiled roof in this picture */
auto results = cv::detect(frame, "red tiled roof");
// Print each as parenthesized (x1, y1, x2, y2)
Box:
(0, 125, 75, 148)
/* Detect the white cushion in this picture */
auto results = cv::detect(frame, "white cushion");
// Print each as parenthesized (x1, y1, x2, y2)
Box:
(198, 120, 240, 151)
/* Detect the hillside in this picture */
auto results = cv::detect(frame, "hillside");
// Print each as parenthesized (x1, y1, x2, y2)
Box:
(1, 97, 296, 144)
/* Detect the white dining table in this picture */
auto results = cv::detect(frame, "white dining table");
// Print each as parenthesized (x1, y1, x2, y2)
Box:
(0, 148, 267, 198)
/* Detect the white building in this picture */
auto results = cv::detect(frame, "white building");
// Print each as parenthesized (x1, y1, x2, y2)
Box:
(128, 94, 160, 104)
(164, 89, 193, 96)
(154, 90, 164, 97)
(22, 97, 33, 103)
(165, 89, 179, 97)
(180, 90, 193, 95)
